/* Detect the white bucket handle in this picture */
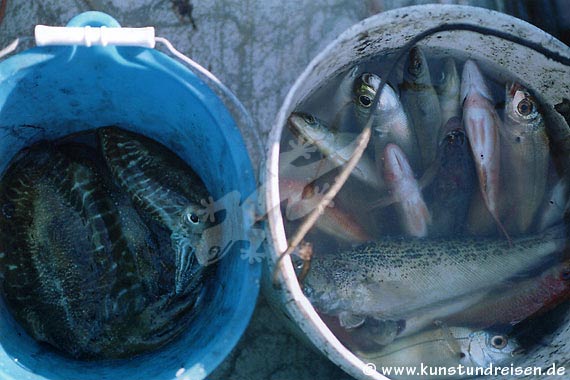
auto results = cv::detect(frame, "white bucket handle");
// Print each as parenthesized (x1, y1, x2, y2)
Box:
(34, 25, 156, 48)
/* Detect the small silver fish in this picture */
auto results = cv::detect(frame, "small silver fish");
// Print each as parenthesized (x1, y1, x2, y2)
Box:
(359, 327, 521, 380)
(280, 178, 372, 243)
(353, 72, 419, 173)
(378, 143, 431, 238)
(330, 65, 361, 130)
(288, 112, 383, 189)
(501, 82, 550, 234)
(304, 225, 565, 325)
(400, 46, 442, 170)
(435, 58, 461, 136)
(461, 60, 509, 242)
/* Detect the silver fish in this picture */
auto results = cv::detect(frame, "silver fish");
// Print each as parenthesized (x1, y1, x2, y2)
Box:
(353, 72, 419, 173)
(359, 326, 520, 380)
(400, 45, 442, 169)
(461, 60, 509, 241)
(288, 112, 383, 189)
(280, 178, 372, 243)
(304, 225, 565, 324)
(435, 58, 461, 137)
(99, 127, 212, 295)
(379, 143, 431, 238)
(501, 82, 550, 234)
(330, 65, 361, 130)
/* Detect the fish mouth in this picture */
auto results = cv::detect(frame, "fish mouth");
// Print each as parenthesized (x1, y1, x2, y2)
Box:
(461, 60, 493, 103)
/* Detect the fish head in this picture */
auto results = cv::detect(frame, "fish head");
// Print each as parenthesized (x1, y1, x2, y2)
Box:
(460, 60, 493, 104)
(505, 82, 543, 131)
(435, 57, 459, 94)
(288, 112, 328, 143)
(171, 204, 215, 293)
(353, 73, 399, 118)
(404, 46, 430, 84)
(466, 331, 522, 367)
(438, 116, 464, 146)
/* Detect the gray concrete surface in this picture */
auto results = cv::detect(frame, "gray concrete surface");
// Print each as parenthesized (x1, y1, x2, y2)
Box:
(0, 1, 560, 379)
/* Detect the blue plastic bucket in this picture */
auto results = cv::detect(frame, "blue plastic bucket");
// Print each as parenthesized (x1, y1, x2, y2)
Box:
(0, 11, 260, 380)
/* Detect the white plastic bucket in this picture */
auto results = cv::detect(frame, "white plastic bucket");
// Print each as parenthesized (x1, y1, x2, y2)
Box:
(263, 4, 570, 380)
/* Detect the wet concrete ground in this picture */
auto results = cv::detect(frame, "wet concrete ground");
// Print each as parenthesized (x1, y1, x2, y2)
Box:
(0, 1, 566, 379)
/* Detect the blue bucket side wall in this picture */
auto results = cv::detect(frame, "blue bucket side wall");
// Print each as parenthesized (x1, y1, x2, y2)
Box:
(0, 43, 260, 380)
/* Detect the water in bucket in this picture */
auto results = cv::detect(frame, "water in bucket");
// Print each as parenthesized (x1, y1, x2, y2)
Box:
(279, 45, 570, 378)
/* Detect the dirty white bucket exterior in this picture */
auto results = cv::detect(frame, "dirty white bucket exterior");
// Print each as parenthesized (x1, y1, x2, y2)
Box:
(263, 4, 570, 380)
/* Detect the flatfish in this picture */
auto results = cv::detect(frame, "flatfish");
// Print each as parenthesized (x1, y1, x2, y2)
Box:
(99, 127, 214, 294)
(0, 144, 202, 359)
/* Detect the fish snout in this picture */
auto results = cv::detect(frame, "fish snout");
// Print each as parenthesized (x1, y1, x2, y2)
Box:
(461, 60, 493, 103)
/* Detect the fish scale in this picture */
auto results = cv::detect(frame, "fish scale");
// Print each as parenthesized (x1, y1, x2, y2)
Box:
(49, 151, 143, 313)
(99, 126, 212, 294)
(304, 225, 566, 323)
(0, 144, 199, 359)
(99, 127, 207, 230)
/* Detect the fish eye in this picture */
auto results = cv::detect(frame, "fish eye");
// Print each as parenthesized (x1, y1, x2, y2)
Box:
(302, 114, 316, 124)
(490, 335, 508, 349)
(187, 213, 200, 224)
(517, 98, 534, 116)
(561, 269, 570, 281)
(359, 95, 372, 108)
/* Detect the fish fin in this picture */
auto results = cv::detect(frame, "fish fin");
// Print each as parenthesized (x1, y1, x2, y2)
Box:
(370, 195, 397, 209)
(418, 159, 440, 190)
(366, 318, 403, 346)
(339, 312, 366, 329)
(434, 321, 462, 356)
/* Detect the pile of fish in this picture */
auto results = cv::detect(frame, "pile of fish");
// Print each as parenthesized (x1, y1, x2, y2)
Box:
(0, 127, 215, 359)
(280, 46, 570, 376)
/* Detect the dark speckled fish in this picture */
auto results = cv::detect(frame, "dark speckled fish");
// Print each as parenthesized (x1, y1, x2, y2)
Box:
(303, 225, 566, 328)
(0, 145, 203, 359)
(426, 117, 477, 237)
(99, 127, 213, 295)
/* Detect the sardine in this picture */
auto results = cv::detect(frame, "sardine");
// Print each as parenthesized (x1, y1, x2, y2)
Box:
(501, 82, 550, 234)
(379, 143, 430, 238)
(400, 46, 442, 169)
(426, 117, 477, 237)
(435, 58, 461, 136)
(288, 112, 383, 189)
(99, 127, 212, 295)
(461, 60, 509, 241)
(353, 72, 419, 173)
(359, 327, 520, 380)
(303, 225, 565, 324)
(280, 178, 372, 243)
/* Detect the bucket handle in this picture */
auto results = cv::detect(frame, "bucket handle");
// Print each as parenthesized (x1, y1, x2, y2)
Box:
(34, 25, 156, 48)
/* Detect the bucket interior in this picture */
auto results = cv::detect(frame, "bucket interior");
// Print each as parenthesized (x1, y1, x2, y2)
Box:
(266, 5, 570, 380)
(0, 12, 260, 380)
